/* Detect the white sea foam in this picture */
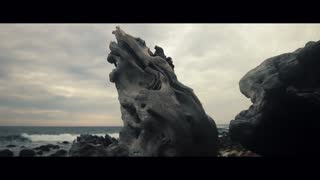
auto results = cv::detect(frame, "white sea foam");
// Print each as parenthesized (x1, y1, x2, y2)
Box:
(21, 133, 119, 142)
(91, 133, 119, 139)
(106, 133, 119, 139)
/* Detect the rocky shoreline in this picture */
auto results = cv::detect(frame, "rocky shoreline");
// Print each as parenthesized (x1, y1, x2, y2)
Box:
(1, 28, 318, 157)
(0, 142, 70, 157)
(0, 130, 259, 157)
(218, 131, 260, 157)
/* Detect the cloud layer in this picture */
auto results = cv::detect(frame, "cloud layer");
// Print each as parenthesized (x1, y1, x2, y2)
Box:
(0, 24, 319, 126)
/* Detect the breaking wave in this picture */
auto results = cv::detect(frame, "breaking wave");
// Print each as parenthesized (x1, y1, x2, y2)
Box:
(0, 134, 31, 142)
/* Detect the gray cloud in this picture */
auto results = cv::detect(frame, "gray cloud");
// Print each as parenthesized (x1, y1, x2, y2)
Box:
(0, 24, 319, 126)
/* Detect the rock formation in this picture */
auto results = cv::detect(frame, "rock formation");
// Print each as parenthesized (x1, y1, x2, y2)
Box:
(106, 26, 219, 156)
(229, 41, 320, 156)
(69, 134, 118, 157)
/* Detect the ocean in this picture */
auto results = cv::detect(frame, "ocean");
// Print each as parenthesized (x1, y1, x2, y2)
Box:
(0, 126, 122, 156)
(0, 124, 228, 156)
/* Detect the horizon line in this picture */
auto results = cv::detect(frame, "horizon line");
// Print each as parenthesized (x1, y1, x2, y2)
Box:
(0, 123, 230, 127)
(0, 125, 123, 127)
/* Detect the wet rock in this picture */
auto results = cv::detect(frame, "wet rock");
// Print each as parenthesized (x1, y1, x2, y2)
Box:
(230, 40, 320, 156)
(6, 144, 16, 148)
(50, 149, 68, 157)
(34, 144, 60, 152)
(48, 144, 60, 149)
(0, 149, 14, 157)
(62, 141, 70, 144)
(19, 149, 36, 157)
(106, 143, 129, 157)
(34, 146, 50, 152)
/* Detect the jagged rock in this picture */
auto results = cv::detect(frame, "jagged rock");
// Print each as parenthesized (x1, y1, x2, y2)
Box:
(107, 26, 218, 156)
(0, 149, 14, 157)
(106, 143, 129, 157)
(69, 134, 115, 157)
(218, 131, 245, 152)
(50, 150, 68, 157)
(229, 41, 320, 156)
(34, 144, 60, 152)
(19, 149, 36, 157)
(104, 134, 117, 144)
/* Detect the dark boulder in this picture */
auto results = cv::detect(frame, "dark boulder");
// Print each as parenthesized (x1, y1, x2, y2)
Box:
(51, 144, 60, 149)
(34, 146, 50, 152)
(34, 144, 60, 152)
(50, 149, 68, 157)
(0, 149, 14, 157)
(6, 144, 16, 148)
(104, 134, 115, 145)
(62, 141, 70, 144)
(229, 41, 320, 156)
(19, 149, 36, 157)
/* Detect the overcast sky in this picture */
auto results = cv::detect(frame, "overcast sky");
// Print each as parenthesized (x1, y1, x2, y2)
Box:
(0, 24, 319, 126)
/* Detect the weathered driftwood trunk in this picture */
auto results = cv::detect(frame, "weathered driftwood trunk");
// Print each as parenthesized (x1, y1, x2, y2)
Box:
(107, 27, 218, 156)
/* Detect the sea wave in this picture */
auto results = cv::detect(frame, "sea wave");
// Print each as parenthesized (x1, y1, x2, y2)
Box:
(21, 133, 79, 142)
(0, 133, 119, 142)
(0, 134, 31, 142)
